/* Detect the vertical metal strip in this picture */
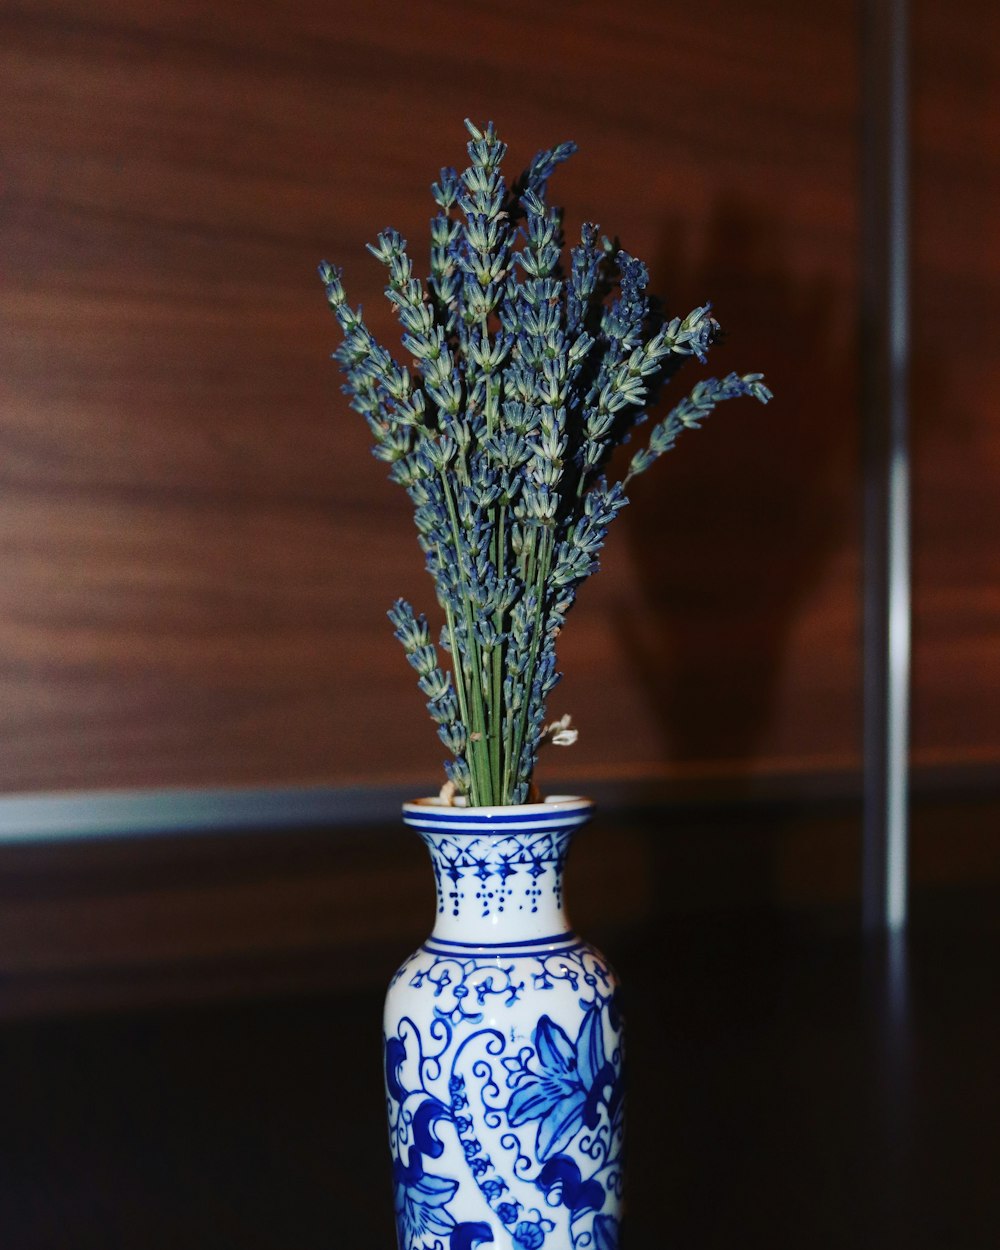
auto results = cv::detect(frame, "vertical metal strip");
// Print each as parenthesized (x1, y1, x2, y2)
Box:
(862, 0, 911, 932)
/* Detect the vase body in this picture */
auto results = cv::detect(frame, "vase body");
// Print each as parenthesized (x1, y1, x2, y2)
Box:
(384, 797, 624, 1250)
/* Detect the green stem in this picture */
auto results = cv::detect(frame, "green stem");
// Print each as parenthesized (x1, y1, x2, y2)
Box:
(493, 502, 508, 801)
(501, 693, 518, 806)
(440, 471, 492, 804)
(442, 598, 473, 795)
(491, 635, 503, 801)
(507, 524, 555, 800)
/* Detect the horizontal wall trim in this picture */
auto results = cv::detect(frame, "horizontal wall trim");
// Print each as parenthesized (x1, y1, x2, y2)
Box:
(0, 783, 415, 843)
(1, 764, 997, 844)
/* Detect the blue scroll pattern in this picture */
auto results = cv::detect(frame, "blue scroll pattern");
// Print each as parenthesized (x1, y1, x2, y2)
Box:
(385, 948, 624, 1250)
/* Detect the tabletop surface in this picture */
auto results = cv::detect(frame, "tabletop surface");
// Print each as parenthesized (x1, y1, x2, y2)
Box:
(1, 892, 996, 1250)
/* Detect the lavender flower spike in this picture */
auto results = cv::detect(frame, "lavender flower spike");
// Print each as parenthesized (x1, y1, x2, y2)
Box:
(320, 122, 771, 804)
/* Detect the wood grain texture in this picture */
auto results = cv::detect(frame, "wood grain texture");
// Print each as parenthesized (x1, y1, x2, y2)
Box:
(910, 0, 1000, 770)
(3, 0, 983, 797)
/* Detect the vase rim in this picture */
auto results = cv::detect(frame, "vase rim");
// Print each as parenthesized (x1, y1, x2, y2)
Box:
(403, 794, 593, 819)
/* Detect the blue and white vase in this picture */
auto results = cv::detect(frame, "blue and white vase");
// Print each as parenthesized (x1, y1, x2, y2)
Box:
(384, 796, 624, 1250)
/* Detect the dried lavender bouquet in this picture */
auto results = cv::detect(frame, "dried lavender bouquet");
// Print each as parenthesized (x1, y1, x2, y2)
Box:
(319, 120, 770, 806)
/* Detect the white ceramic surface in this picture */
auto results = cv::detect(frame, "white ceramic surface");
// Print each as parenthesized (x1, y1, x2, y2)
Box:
(384, 797, 623, 1250)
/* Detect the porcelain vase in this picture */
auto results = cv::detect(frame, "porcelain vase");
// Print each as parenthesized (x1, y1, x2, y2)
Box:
(384, 796, 624, 1250)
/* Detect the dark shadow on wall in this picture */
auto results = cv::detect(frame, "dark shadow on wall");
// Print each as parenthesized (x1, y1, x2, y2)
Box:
(614, 198, 859, 773)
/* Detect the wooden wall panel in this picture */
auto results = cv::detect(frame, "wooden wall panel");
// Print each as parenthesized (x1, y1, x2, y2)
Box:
(2, 0, 863, 795)
(911, 0, 1000, 772)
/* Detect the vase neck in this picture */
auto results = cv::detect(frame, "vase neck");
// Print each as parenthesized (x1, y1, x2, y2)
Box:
(402, 799, 593, 949)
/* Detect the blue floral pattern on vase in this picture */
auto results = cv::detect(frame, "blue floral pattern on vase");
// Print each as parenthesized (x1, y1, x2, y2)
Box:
(384, 798, 623, 1250)
(506, 1004, 624, 1166)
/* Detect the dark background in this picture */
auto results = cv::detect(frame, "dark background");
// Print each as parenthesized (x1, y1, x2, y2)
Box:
(0, 1, 998, 1247)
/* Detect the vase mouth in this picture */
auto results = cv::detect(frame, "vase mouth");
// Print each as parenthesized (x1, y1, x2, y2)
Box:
(403, 795, 593, 820)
